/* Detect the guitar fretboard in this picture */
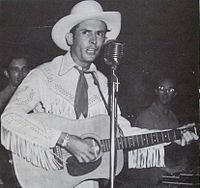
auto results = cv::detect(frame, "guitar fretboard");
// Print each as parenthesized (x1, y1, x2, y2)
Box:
(100, 129, 182, 152)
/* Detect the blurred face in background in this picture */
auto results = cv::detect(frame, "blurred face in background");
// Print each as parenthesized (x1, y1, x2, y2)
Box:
(5, 58, 29, 87)
(155, 79, 177, 105)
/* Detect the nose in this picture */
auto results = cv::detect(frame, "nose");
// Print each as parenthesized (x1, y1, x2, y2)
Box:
(90, 33, 97, 45)
(22, 68, 29, 78)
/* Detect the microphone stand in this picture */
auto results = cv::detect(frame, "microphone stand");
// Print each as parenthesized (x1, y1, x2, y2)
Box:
(104, 40, 124, 188)
(110, 63, 119, 188)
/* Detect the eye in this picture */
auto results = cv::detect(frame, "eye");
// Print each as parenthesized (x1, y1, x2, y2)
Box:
(169, 88, 175, 93)
(81, 30, 90, 35)
(96, 31, 105, 37)
(158, 86, 164, 91)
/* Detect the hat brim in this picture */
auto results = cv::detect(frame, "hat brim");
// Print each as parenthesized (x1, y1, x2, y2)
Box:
(51, 11, 121, 51)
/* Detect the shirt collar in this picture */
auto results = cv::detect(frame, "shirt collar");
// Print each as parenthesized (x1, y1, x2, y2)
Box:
(58, 51, 97, 76)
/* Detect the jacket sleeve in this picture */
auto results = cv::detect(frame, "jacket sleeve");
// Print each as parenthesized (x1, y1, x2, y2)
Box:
(1, 69, 62, 170)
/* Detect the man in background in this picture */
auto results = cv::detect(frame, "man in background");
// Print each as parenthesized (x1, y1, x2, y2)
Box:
(0, 54, 30, 187)
(116, 75, 199, 188)
(0, 55, 29, 113)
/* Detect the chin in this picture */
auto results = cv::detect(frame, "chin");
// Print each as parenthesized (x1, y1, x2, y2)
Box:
(161, 100, 171, 105)
(86, 53, 97, 60)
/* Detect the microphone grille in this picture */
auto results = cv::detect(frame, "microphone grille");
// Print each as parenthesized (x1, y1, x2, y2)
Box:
(104, 40, 125, 65)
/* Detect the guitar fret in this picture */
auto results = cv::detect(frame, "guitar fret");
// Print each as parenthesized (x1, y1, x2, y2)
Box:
(129, 136, 134, 148)
(135, 135, 140, 147)
(139, 134, 143, 146)
(151, 133, 158, 144)
(173, 130, 176, 140)
(155, 132, 159, 143)
(101, 139, 106, 152)
(126, 137, 130, 148)
(100, 140, 105, 152)
(175, 130, 181, 140)
(119, 137, 124, 149)
(117, 138, 120, 149)
(127, 136, 132, 148)
(123, 137, 128, 149)
(107, 139, 110, 151)
(169, 130, 175, 141)
(146, 133, 152, 145)
(132, 136, 136, 147)
(145, 134, 148, 145)
(161, 131, 165, 142)
(150, 133, 154, 144)
(116, 137, 120, 150)
(157, 132, 162, 143)
(141, 134, 148, 146)
(167, 131, 170, 141)
(162, 131, 170, 142)
(104, 139, 109, 152)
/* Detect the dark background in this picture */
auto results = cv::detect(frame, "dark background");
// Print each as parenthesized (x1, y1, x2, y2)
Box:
(0, 0, 199, 124)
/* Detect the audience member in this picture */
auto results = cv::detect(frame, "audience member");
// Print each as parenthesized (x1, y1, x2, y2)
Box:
(0, 54, 30, 187)
(116, 75, 199, 188)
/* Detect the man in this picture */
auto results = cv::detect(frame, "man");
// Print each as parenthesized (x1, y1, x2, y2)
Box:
(0, 1, 197, 188)
(1, 1, 129, 188)
(120, 76, 199, 188)
(0, 55, 29, 113)
(0, 54, 30, 187)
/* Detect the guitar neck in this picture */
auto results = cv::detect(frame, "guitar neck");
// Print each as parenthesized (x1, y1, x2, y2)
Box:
(100, 128, 183, 152)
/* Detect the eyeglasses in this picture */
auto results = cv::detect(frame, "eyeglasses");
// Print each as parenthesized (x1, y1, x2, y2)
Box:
(157, 86, 175, 94)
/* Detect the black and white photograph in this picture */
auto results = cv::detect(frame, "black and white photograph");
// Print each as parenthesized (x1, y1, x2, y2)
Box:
(0, 0, 199, 187)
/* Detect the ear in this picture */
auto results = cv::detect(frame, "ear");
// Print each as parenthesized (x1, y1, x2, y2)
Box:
(4, 70, 9, 78)
(65, 33, 74, 46)
(103, 37, 108, 45)
(154, 89, 159, 95)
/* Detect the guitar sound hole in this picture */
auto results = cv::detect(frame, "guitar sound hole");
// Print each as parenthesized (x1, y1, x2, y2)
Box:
(66, 137, 102, 176)
(66, 156, 102, 176)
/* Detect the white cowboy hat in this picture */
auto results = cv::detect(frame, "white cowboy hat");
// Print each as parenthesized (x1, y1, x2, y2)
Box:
(51, 0, 121, 51)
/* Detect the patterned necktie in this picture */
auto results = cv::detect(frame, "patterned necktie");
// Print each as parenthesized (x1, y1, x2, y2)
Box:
(74, 67, 88, 119)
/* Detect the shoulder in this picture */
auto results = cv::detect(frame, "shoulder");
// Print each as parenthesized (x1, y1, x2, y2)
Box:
(30, 55, 64, 80)
(95, 69, 108, 83)
(135, 104, 155, 128)
(37, 56, 63, 73)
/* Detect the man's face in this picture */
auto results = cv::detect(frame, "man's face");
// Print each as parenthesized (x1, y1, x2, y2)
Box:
(68, 19, 107, 69)
(155, 79, 176, 105)
(7, 58, 29, 87)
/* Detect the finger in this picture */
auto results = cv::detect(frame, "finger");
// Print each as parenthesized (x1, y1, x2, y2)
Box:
(80, 154, 92, 163)
(76, 156, 84, 163)
(86, 151, 97, 161)
(181, 137, 185, 146)
(183, 131, 193, 144)
(192, 133, 199, 140)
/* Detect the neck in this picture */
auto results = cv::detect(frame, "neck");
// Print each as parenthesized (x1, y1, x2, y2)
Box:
(70, 52, 91, 71)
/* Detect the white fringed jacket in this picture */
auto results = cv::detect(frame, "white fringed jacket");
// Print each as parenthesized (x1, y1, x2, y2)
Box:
(1, 52, 166, 172)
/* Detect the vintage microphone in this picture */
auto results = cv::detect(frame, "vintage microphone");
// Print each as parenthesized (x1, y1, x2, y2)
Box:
(104, 40, 124, 66)
(104, 40, 125, 188)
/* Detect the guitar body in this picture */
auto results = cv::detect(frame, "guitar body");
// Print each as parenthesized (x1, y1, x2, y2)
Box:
(12, 115, 124, 188)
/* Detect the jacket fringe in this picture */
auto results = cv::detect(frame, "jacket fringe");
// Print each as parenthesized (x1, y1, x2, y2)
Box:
(1, 126, 63, 171)
(128, 145, 165, 168)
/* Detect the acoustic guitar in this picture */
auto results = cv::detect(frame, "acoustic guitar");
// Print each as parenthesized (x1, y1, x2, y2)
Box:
(11, 114, 196, 188)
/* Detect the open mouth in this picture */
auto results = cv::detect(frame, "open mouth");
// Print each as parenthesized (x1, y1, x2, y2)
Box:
(86, 48, 97, 55)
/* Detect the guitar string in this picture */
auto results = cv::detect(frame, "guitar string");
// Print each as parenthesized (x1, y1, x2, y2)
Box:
(48, 123, 196, 168)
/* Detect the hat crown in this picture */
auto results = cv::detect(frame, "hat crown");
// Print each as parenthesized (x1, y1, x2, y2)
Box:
(71, 0, 103, 15)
